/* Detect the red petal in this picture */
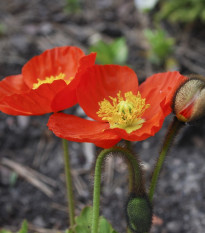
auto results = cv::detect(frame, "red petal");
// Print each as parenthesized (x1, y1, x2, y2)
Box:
(48, 113, 121, 148)
(22, 46, 85, 88)
(0, 74, 29, 101)
(0, 80, 67, 115)
(51, 53, 96, 112)
(0, 104, 30, 115)
(139, 71, 188, 117)
(77, 65, 139, 121)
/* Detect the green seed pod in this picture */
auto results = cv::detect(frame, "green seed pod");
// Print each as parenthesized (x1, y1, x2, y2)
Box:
(126, 194, 152, 233)
(173, 76, 205, 122)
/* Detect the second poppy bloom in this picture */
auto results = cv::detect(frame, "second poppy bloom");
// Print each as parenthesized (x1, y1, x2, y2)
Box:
(48, 65, 187, 148)
(0, 46, 96, 115)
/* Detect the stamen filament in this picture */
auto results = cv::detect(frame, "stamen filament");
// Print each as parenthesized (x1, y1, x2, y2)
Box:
(97, 91, 150, 133)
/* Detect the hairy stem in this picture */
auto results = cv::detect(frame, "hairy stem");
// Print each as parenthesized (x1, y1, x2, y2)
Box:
(148, 117, 184, 202)
(91, 147, 145, 233)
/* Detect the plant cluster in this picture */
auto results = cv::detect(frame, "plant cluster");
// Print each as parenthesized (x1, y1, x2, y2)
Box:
(144, 29, 175, 66)
(0, 46, 204, 233)
(157, 0, 205, 23)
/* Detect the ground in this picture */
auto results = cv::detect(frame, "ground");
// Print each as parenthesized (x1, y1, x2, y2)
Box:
(0, 0, 205, 233)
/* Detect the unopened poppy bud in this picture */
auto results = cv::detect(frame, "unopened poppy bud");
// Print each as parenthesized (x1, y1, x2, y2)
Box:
(126, 194, 152, 233)
(173, 76, 205, 122)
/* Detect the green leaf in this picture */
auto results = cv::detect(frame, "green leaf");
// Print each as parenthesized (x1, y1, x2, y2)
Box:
(0, 230, 12, 233)
(144, 28, 175, 65)
(66, 206, 119, 233)
(111, 38, 128, 65)
(98, 217, 118, 233)
(156, 0, 205, 23)
(0, 220, 28, 233)
(75, 206, 92, 231)
(9, 172, 18, 187)
(17, 220, 28, 233)
(89, 38, 128, 65)
(90, 40, 114, 65)
(64, 0, 81, 14)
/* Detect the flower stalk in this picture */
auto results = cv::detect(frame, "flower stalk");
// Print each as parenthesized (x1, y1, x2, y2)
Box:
(91, 146, 151, 233)
(148, 117, 184, 201)
(62, 139, 75, 231)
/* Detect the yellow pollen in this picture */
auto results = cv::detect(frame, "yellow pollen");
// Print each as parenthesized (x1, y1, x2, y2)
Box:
(32, 73, 73, 89)
(97, 91, 150, 134)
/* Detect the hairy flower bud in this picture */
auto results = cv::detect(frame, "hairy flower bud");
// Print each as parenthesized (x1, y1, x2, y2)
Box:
(126, 194, 152, 233)
(173, 76, 205, 122)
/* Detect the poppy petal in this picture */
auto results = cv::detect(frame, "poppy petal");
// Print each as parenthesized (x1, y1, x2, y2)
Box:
(77, 65, 139, 121)
(51, 53, 96, 112)
(0, 80, 67, 115)
(0, 74, 29, 101)
(139, 71, 188, 117)
(22, 46, 85, 88)
(48, 113, 121, 148)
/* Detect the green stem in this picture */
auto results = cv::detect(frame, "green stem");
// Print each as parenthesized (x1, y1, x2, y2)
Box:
(91, 147, 145, 233)
(148, 117, 184, 202)
(62, 139, 75, 231)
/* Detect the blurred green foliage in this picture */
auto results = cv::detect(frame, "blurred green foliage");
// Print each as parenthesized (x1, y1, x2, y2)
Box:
(9, 172, 18, 187)
(17, 220, 28, 233)
(66, 206, 117, 233)
(0, 23, 6, 35)
(157, 0, 205, 23)
(89, 38, 128, 65)
(65, 0, 81, 13)
(144, 28, 175, 65)
(0, 220, 28, 233)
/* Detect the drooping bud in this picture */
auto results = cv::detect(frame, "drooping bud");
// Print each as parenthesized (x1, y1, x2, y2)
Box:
(173, 76, 205, 122)
(126, 194, 152, 233)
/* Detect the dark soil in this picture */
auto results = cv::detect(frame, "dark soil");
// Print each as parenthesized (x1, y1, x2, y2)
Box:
(0, 0, 205, 233)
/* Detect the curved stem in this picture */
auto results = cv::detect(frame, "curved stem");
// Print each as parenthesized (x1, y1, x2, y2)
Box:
(62, 139, 75, 231)
(148, 117, 184, 202)
(91, 147, 145, 233)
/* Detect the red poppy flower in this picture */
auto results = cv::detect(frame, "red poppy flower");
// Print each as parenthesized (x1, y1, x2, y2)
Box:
(48, 65, 187, 148)
(0, 46, 96, 115)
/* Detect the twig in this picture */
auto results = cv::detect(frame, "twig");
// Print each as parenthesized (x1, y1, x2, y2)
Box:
(1, 158, 55, 197)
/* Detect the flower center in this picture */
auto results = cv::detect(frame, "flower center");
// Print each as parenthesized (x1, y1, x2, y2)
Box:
(32, 73, 74, 89)
(97, 91, 150, 133)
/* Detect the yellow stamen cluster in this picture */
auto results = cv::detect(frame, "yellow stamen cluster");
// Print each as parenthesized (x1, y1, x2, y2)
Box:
(97, 91, 150, 133)
(32, 73, 73, 89)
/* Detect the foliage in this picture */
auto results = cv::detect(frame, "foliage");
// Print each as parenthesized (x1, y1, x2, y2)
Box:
(0, 220, 28, 233)
(65, 0, 81, 13)
(9, 172, 18, 187)
(67, 206, 118, 233)
(89, 38, 128, 65)
(157, 0, 205, 23)
(17, 220, 28, 233)
(144, 28, 175, 65)
(0, 23, 6, 35)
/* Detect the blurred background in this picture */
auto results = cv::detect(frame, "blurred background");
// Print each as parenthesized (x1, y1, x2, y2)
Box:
(0, 0, 205, 232)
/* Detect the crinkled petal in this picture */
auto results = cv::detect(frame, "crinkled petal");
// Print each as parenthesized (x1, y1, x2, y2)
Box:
(51, 53, 96, 112)
(22, 46, 85, 88)
(48, 113, 121, 148)
(139, 71, 188, 117)
(0, 80, 67, 115)
(0, 74, 29, 101)
(77, 65, 139, 121)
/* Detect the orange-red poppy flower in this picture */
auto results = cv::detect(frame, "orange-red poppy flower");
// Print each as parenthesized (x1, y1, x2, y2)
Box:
(0, 46, 96, 115)
(48, 65, 187, 148)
